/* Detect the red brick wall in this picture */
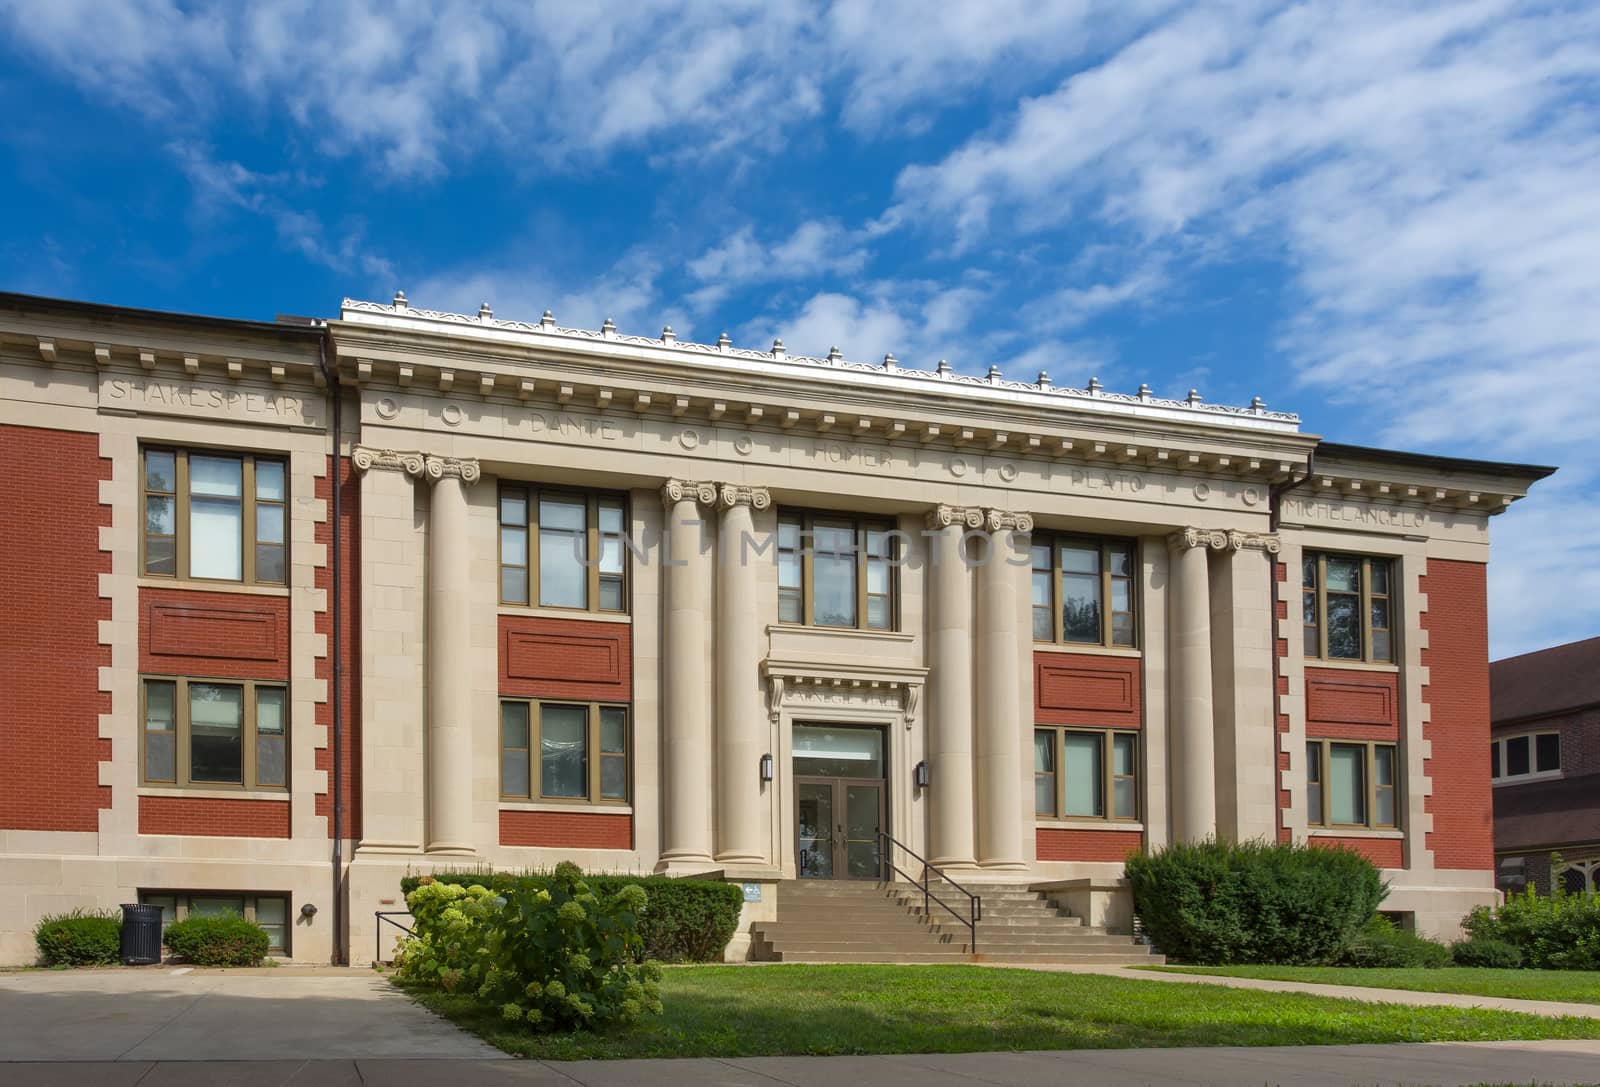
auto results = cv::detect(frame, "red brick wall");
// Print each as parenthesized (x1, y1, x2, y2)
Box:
(1305, 668, 1400, 741)
(499, 615, 632, 701)
(1035, 827, 1143, 862)
(1033, 653, 1141, 728)
(1311, 834, 1403, 870)
(499, 809, 632, 849)
(140, 588, 290, 680)
(315, 456, 361, 840)
(138, 795, 290, 838)
(1421, 559, 1494, 870)
(0, 426, 112, 831)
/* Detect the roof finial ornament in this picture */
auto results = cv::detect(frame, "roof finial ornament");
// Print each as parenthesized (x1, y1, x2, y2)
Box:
(1087, 376, 1103, 394)
(936, 358, 952, 377)
(1137, 383, 1151, 401)
(772, 339, 785, 359)
(1037, 371, 1051, 389)
(1250, 396, 1266, 413)
(827, 346, 842, 363)
(986, 364, 1002, 384)
(393, 290, 408, 310)
(601, 317, 617, 338)
(540, 310, 556, 330)
(661, 325, 675, 344)
(717, 332, 732, 351)
(1186, 388, 1203, 406)
(478, 302, 493, 321)
(883, 352, 897, 371)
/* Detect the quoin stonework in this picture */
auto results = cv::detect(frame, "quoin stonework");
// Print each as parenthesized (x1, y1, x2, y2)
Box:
(0, 290, 1554, 963)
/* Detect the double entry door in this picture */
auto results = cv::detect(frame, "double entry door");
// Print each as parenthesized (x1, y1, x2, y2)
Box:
(796, 776, 884, 880)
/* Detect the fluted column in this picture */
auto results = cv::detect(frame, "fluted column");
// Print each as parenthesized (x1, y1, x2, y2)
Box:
(716, 483, 771, 864)
(424, 453, 480, 854)
(926, 505, 980, 869)
(658, 479, 718, 870)
(1167, 528, 1219, 842)
(977, 509, 1031, 869)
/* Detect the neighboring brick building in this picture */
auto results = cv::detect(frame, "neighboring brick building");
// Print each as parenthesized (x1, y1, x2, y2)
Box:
(0, 290, 1555, 963)
(1490, 636, 1600, 895)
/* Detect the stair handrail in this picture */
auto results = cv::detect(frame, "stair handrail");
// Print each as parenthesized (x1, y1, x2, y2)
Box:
(876, 830, 982, 954)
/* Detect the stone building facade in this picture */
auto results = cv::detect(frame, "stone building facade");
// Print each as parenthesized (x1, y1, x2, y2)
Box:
(0, 290, 1553, 963)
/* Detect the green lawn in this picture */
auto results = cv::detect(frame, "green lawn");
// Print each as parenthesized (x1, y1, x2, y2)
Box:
(397, 964, 1600, 1061)
(1150, 965, 1600, 1005)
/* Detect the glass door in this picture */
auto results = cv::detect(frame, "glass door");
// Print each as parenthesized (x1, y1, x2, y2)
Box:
(796, 780, 835, 879)
(793, 724, 887, 881)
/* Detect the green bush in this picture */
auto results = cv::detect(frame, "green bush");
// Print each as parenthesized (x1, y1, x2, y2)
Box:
(1335, 916, 1451, 968)
(163, 914, 270, 967)
(394, 863, 662, 1032)
(34, 909, 122, 966)
(400, 868, 743, 963)
(1463, 887, 1600, 970)
(1452, 937, 1524, 969)
(1126, 838, 1384, 965)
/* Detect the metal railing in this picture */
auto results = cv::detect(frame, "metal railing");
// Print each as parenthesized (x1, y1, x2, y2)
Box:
(876, 831, 982, 954)
(374, 911, 413, 965)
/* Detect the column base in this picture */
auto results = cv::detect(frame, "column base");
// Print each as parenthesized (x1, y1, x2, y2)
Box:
(655, 851, 720, 876)
(978, 859, 1030, 873)
(714, 850, 768, 866)
(423, 842, 477, 856)
(924, 857, 981, 873)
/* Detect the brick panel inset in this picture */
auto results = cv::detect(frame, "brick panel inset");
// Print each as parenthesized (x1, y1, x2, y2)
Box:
(1305, 668, 1399, 739)
(138, 794, 291, 838)
(499, 615, 632, 701)
(140, 587, 290, 680)
(1034, 653, 1142, 728)
(1035, 827, 1144, 862)
(1421, 560, 1495, 870)
(0, 426, 112, 831)
(499, 809, 632, 850)
(1311, 835, 1404, 870)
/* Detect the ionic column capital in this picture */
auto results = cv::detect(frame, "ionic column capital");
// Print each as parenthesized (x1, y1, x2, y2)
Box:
(423, 454, 481, 485)
(352, 446, 424, 477)
(1167, 526, 1280, 554)
(982, 508, 1034, 533)
(717, 483, 771, 511)
(661, 478, 718, 508)
(925, 504, 984, 530)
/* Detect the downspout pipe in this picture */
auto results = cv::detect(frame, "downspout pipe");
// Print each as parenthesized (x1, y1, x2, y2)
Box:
(1266, 448, 1314, 843)
(316, 330, 347, 965)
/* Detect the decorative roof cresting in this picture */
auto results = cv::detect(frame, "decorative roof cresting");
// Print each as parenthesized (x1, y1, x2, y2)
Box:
(339, 297, 1300, 431)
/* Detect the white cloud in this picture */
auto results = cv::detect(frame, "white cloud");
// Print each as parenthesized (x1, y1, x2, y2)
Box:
(685, 219, 872, 311)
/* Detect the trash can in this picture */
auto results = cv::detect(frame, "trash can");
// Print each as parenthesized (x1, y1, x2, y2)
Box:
(120, 903, 163, 966)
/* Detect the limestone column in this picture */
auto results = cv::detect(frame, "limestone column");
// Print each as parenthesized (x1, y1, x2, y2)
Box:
(658, 479, 717, 870)
(715, 483, 771, 864)
(423, 453, 480, 854)
(1168, 528, 1219, 842)
(977, 509, 1031, 870)
(926, 505, 979, 869)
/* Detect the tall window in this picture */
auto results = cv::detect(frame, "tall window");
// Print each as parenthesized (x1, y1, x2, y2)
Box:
(142, 448, 286, 584)
(1032, 536, 1137, 647)
(141, 677, 287, 790)
(1303, 553, 1394, 663)
(1307, 740, 1397, 828)
(1491, 732, 1561, 782)
(776, 512, 897, 631)
(500, 700, 629, 804)
(1034, 726, 1138, 821)
(498, 486, 627, 612)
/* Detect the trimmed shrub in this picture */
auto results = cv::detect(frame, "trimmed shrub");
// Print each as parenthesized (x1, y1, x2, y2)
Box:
(394, 863, 662, 1032)
(400, 869, 743, 963)
(1463, 887, 1600, 970)
(163, 914, 270, 967)
(1126, 838, 1384, 965)
(1336, 916, 1450, 968)
(34, 909, 121, 966)
(1452, 937, 1523, 969)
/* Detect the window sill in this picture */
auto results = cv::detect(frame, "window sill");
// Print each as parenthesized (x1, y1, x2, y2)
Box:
(1493, 772, 1563, 787)
(1031, 643, 1142, 659)
(766, 624, 915, 644)
(137, 578, 290, 598)
(499, 801, 633, 815)
(138, 787, 289, 801)
(1308, 827, 1403, 839)
(495, 605, 631, 624)
(1036, 818, 1145, 832)
(1302, 659, 1399, 674)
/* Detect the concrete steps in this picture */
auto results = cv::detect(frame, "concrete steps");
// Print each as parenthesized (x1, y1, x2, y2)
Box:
(749, 880, 1163, 965)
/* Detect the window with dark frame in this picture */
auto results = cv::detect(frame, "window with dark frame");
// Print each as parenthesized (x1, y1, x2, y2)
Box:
(498, 485, 628, 612)
(142, 448, 287, 585)
(141, 676, 287, 790)
(1033, 726, 1138, 821)
(1490, 731, 1561, 781)
(1306, 739, 1397, 829)
(775, 511, 897, 631)
(139, 892, 289, 953)
(1031, 536, 1137, 648)
(500, 699, 629, 804)
(1302, 552, 1394, 663)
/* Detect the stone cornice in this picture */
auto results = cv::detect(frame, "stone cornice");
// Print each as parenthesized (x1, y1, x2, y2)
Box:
(661, 478, 718, 508)
(717, 483, 771, 511)
(925, 504, 986, 530)
(1168, 526, 1282, 554)
(352, 446, 424, 477)
(423, 454, 481, 485)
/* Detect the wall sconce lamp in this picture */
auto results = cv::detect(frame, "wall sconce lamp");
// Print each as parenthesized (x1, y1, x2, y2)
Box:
(759, 753, 774, 783)
(913, 760, 930, 791)
(300, 902, 318, 919)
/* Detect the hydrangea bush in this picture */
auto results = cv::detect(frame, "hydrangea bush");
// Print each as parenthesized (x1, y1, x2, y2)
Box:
(395, 861, 662, 1031)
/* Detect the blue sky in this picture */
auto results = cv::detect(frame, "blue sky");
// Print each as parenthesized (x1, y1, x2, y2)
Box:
(3, 1, 1596, 658)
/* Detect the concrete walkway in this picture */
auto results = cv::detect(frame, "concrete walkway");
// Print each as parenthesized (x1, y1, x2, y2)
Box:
(4, 1040, 1600, 1086)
